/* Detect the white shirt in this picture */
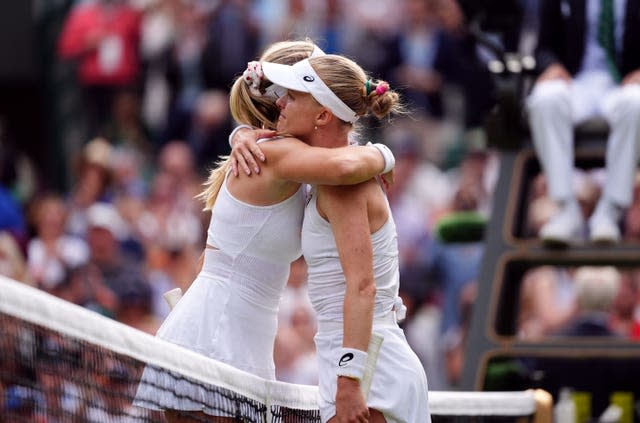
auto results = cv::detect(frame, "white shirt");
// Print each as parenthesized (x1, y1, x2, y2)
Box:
(579, 0, 626, 75)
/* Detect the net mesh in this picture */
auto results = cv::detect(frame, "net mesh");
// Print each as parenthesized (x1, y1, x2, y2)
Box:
(0, 276, 541, 422)
(0, 276, 319, 422)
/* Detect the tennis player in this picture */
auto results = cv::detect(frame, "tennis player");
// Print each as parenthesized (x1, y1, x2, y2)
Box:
(134, 40, 396, 422)
(262, 55, 431, 422)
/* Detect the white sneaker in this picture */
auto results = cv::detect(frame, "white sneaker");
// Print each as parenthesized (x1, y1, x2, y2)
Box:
(589, 200, 622, 244)
(539, 201, 585, 245)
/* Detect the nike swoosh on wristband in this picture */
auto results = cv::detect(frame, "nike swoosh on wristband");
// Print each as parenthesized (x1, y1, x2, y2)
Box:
(338, 353, 354, 367)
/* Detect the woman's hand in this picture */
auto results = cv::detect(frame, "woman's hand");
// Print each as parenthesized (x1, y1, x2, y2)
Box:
(229, 128, 276, 176)
(335, 376, 369, 423)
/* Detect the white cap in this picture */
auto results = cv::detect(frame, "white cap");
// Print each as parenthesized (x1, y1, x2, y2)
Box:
(86, 203, 128, 241)
(262, 59, 359, 124)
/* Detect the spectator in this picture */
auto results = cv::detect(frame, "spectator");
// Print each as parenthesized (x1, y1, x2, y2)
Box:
(157, 140, 203, 205)
(200, 0, 258, 93)
(35, 334, 84, 420)
(0, 185, 26, 246)
(274, 306, 319, 385)
(85, 202, 150, 311)
(387, 0, 496, 127)
(275, 257, 318, 385)
(518, 266, 577, 340)
(58, 0, 142, 138)
(278, 256, 313, 326)
(114, 278, 159, 334)
(137, 0, 181, 142)
(186, 90, 232, 169)
(103, 90, 152, 157)
(66, 138, 115, 238)
(386, 130, 453, 310)
(526, 0, 640, 244)
(144, 244, 184, 320)
(0, 231, 32, 285)
(2, 385, 45, 422)
(26, 194, 89, 291)
(624, 202, 640, 242)
(161, 1, 211, 147)
(339, 0, 403, 80)
(109, 147, 148, 201)
(609, 270, 640, 338)
(554, 266, 621, 337)
(137, 141, 204, 251)
(442, 279, 477, 387)
(255, 0, 340, 53)
(51, 263, 118, 318)
(388, 0, 447, 119)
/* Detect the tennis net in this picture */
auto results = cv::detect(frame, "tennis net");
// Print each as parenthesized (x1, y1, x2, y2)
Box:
(0, 275, 318, 422)
(0, 275, 547, 422)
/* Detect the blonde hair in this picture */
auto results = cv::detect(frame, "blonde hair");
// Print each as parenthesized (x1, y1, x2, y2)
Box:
(308, 54, 404, 121)
(229, 40, 318, 130)
(198, 40, 319, 211)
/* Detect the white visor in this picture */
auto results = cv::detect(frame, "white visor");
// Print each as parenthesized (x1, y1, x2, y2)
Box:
(311, 45, 325, 58)
(262, 59, 359, 123)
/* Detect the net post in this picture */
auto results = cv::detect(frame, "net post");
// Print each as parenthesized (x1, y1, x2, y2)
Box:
(530, 389, 553, 423)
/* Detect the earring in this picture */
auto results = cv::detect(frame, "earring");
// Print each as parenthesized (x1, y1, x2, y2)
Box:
(314, 126, 318, 130)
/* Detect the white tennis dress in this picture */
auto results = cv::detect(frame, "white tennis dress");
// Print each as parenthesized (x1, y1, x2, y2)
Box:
(135, 165, 305, 412)
(302, 187, 431, 423)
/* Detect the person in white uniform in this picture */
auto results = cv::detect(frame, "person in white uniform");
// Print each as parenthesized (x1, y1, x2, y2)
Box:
(134, 41, 396, 423)
(262, 54, 430, 423)
(527, 0, 640, 244)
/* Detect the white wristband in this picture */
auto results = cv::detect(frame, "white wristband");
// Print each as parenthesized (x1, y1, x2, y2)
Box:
(336, 347, 368, 381)
(228, 124, 254, 148)
(367, 142, 395, 174)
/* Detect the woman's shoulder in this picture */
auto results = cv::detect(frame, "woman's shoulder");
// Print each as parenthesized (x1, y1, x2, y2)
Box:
(257, 135, 304, 145)
(257, 136, 308, 156)
(320, 178, 379, 198)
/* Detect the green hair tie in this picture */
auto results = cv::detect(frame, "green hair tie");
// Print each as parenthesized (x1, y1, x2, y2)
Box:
(365, 80, 373, 96)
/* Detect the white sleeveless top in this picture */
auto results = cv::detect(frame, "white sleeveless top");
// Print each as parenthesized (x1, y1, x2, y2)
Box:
(207, 172, 304, 262)
(301, 186, 402, 323)
(205, 168, 305, 310)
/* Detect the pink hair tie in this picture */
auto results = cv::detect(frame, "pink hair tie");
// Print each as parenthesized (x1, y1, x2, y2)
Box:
(375, 82, 389, 96)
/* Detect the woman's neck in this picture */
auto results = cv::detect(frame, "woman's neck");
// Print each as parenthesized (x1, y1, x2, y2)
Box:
(306, 126, 351, 149)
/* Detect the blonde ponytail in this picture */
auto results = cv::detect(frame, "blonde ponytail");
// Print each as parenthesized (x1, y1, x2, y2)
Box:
(195, 157, 232, 211)
(201, 39, 320, 211)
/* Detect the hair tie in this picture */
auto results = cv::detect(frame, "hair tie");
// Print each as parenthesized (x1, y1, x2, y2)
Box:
(365, 79, 373, 96)
(375, 81, 389, 96)
(242, 61, 264, 96)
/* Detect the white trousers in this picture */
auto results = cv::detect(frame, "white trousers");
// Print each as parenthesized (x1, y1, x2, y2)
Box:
(526, 72, 640, 207)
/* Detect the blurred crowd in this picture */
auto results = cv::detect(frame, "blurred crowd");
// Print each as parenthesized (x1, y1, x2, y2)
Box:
(6, 0, 638, 403)
(518, 265, 640, 341)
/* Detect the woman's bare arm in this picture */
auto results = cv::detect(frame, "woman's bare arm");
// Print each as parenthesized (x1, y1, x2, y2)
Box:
(319, 183, 375, 422)
(230, 128, 394, 185)
(262, 137, 388, 186)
